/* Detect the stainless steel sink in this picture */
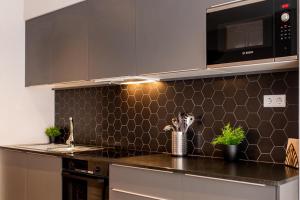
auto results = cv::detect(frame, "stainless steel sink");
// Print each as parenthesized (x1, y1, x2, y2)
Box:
(17, 144, 103, 153)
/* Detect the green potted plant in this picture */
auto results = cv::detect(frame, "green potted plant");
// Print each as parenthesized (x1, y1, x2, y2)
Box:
(212, 123, 245, 161)
(45, 126, 61, 144)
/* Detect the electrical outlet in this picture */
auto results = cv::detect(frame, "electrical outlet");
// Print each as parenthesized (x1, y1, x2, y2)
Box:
(263, 95, 286, 108)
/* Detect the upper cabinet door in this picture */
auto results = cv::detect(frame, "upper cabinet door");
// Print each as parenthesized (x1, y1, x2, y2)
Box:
(88, 0, 136, 80)
(136, 0, 205, 75)
(26, 14, 54, 86)
(51, 2, 89, 83)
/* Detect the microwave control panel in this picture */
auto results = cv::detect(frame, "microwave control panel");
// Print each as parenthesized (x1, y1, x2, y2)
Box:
(275, 0, 297, 57)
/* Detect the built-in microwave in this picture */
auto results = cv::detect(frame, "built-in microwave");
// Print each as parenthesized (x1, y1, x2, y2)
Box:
(207, 0, 298, 68)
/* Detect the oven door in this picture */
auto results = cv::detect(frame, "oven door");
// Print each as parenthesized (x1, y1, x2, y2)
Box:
(62, 171, 108, 200)
(207, 0, 274, 68)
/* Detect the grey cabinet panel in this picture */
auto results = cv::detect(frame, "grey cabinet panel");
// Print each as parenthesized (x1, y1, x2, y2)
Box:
(52, 2, 88, 83)
(182, 174, 276, 200)
(110, 164, 182, 200)
(136, 0, 205, 75)
(26, 14, 53, 86)
(88, 0, 136, 79)
(27, 154, 62, 200)
(0, 150, 27, 200)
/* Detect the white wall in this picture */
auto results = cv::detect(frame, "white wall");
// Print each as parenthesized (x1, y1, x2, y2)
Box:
(0, 0, 54, 145)
(24, 0, 86, 20)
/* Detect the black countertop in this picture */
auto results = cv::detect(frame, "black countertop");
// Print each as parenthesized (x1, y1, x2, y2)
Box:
(0, 145, 298, 186)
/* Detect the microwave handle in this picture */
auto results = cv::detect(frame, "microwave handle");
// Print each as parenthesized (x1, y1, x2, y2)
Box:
(207, 0, 266, 13)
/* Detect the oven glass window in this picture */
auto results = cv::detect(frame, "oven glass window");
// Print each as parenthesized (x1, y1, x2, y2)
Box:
(226, 20, 263, 50)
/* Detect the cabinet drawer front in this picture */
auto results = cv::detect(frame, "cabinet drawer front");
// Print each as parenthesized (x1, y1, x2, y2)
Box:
(183, 174, 276, 200)
(110, 164, 182, 199)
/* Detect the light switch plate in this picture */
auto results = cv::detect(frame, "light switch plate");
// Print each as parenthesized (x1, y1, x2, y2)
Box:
(263, 95, 286, 107)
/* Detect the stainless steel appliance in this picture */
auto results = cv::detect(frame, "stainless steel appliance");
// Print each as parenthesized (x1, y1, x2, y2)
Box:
(62, 148, 150, 200)
(207, 0, 298, 68)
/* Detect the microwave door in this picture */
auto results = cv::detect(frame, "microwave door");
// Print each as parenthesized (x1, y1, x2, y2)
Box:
(207, 0, 274, 67)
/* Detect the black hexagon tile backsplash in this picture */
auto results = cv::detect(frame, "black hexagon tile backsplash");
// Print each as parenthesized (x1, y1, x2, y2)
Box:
(55, 71, 299, 164)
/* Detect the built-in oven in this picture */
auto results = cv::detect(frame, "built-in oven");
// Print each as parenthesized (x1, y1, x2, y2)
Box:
(207, 0, 297, 68)
(62, 158, 109, 200)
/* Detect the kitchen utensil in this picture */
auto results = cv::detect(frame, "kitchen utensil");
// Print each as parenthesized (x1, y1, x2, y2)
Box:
(163, 125, 175, 132)
(182, 114, 195, 133)
(172, 118, 179, 131)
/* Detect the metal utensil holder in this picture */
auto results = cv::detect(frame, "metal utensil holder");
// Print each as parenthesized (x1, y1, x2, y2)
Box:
(171, 131, 187, 156)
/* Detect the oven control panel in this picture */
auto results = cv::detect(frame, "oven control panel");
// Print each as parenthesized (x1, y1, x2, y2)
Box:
(275, 0, 297, 58)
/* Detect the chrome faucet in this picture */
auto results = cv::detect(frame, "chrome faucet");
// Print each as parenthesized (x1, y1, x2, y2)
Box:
(66, 117, 75, 148)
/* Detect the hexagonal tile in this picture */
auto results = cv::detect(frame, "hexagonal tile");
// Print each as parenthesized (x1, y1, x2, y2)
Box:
(246, 113, 260, 129)
(246, 98, 260, 113)
(157, 94, 168, 107)
(192, 79, 204, 91)
(192, 134, 204, 148)
(202, 99, 214, 112)
(258, 154, 274, 163)
(234, 90, 248, 105)
(202, 113, 214, 127)
(192, 91, 204, 106)
(134, 89, 143, 101)
(165, 86, 176, 99)
(149, 89, 159, 101)
(223, 80, 236, 98)
(246, 145, 260, 160)
(183, 99, 195, 113)
(234, 76, 248, 90)
(202, 142, 214, 156)
(142, 120, 151, 132)
(141, 108, 151, 119)
(258, 107, 274, 121)
(157, 107, 168, 119)
(258, 121, 273, 137)
(183, 86, 194, 99)
(134, 114, 143, 126)
(212, 91, 225, 105)
(134, 101, 143, 113)
(271, 147, 286, 163)
(284, 71, 298, 88)
(223, 98, 236, 112)
(272, 80, 288, 94)
(202, 83, 214, 98)
(223, 113, 237, 125)
(212, 106, 225, 120)
(284, 105, 298, 121)
(246, 130, 260, 144)
(234, 106, 248, 120)
(271, 113, 287, 129)
(284, 122, 298, 138)
(212, 121, 224, 136)
(246, 82, 261, 97)
(258, 138, 273, 153)
(142, 133, 151, 144)
(149, 114, 159, 126)
(174, 93, 185, 107)
(166, 101, 176, 114)
(258, 74, 274, 89)
(271, 130, 288, 146)
(202, 128, 214, 142)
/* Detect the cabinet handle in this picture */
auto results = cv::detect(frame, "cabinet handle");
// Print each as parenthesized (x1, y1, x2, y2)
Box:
(208, 0, 266, 13)
(111, 164, 173, 174)
(185, 174, 266, 187)
(112, 188, 168, 200)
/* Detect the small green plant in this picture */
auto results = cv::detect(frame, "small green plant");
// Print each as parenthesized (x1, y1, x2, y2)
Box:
(212, 123, 245, 145)
(45, 126, 61, 137)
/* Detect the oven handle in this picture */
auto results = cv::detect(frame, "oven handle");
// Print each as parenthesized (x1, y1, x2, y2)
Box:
(62, 171, 106, 182)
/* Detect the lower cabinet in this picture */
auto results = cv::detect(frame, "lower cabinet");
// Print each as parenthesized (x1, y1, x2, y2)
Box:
(0, 150, 62, 200)
(110, 164, 299, 200)
(110, 164, 182, 200)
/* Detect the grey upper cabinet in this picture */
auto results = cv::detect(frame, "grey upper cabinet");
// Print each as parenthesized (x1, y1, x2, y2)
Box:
(51, 2, 89, 83)
(26, 14, 53, 86)
(136, 0, 205, 75)
(88, 0, 136, 80)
